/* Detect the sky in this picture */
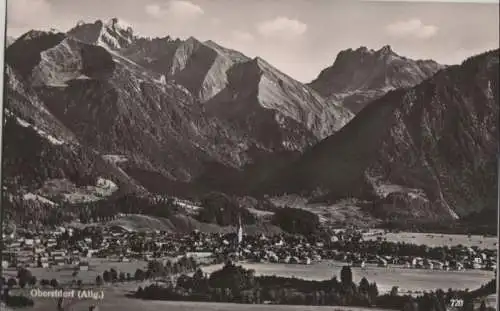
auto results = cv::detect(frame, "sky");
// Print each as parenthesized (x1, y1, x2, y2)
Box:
(6, 0, 499, 82)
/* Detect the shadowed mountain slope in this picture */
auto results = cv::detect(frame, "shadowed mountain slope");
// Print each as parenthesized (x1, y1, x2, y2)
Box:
(262, 49, 499, 220)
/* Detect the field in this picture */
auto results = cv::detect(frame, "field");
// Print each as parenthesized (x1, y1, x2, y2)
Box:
(87, 300, 393, 311)
(362, 230, 498, 249)
(16, 284, 498, 311)
(201, 261, 496, 295)
(9, 259, 496, 311)
(14, 257, 494, 295)
(3, 258, 150, 285)
(19, 290, 394, 311)
(270, 195, 380, 227)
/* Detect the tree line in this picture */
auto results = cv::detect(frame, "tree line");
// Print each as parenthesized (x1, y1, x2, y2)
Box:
(327, 239, 495, 263)
(77, 194, 178, 223)
(196, 192, 256, 226)
(0, 267, 59, 307)
(95, 256, 199, 286)
(134, 263, 380, 306)
(271, 206, 320, 236)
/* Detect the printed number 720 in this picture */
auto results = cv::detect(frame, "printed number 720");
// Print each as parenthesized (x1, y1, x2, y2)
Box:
(450, 299, 464, 307)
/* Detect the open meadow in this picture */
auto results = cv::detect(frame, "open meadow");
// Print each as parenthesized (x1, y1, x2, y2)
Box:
(13, 285, 498, 311)
(3, 258, 150, 285)
(362, 230, 498, 249)
(19, 290, 395, 311)
(201, 261, 496, 295)
(8, 259, 496, 311)
(84, 300, 394, 311)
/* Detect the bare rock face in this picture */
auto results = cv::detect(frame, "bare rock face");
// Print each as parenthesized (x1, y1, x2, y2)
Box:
(76, 28, 252, 103)
(68, 18, 134, 50)
(166, 38, 250, 102)
(205, 56, 353, 152)
(253, 57, 352, 137)
(3, 19, 351, 199)
(264, 49, 499, 220)
(69, 19, 352, 140)
(309, 45, 444, 113)
(5, 31, 67, 79)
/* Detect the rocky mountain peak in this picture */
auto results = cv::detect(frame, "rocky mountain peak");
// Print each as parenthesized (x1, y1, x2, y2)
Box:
(185, 36, 199, 44)
(377, 45, 394, 55)
(105, 17, 133, 34)
(251, 56, 272, 71)
(309, 45, 444, 113)
(355, 46, 369, 53)
(68, 18, 135, 50)
(344, 45, 395, 58)
(326, 45, 401, 77)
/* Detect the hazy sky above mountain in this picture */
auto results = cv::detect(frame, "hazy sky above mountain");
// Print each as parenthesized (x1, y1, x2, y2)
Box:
(7, 0, 499, 82)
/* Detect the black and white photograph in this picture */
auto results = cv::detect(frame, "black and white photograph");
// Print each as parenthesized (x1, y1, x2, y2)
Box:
(0, 0, 498, 310)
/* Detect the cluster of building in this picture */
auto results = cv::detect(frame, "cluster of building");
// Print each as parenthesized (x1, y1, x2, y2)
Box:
(1, 224, 497, 275)
(2, 227, 92, 270)
(348, 252, 497, 271)
(237, 236, 497, 272)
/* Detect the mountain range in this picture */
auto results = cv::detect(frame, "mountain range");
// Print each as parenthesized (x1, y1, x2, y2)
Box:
(2, 18, 498, 230)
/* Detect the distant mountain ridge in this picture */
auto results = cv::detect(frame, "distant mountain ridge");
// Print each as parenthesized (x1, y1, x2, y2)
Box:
(309, 45, 444, 113)
(67, 18, 352, 140)
(3, 18, 351, 196)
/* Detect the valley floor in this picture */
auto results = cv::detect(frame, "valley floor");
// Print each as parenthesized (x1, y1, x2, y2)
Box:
(8, 259, 496, 311)
(200, 261, 495, 295)
(5, 229, 497, 311)
(19, 292, 394, 311)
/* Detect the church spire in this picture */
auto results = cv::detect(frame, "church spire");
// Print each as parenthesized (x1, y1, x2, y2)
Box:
(237, 214, 243, 245)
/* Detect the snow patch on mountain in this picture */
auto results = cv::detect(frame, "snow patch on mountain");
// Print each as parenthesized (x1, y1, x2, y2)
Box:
(22, 193, 58, 206)
(174, 199, 202, 211)
(103, 154, 128, 164)
(15, 116, 65, 145)
(95, 177, 119, 195)
(36, 177, 119, 204)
